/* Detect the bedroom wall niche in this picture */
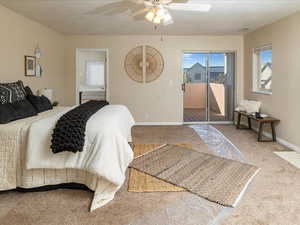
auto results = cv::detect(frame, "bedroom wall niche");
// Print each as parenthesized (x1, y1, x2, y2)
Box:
(0, 4, 66, 105)
(76, 48, 108, 104)
(65, 35, 244, 123)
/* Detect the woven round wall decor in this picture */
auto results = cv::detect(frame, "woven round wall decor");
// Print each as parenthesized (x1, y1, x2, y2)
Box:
(124, 45, 164, 83)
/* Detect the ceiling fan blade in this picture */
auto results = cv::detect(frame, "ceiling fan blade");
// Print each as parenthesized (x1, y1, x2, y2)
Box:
(166, 3, 211, 12)
(169, 0, 189, 3)
(86, 1, 136, 15)
(133, 14, 146, 21)
(143, 1, 154, 8)
(128, 0, 145, 4)
(132, 8, 149, 16)
(133, 11, 148, 21)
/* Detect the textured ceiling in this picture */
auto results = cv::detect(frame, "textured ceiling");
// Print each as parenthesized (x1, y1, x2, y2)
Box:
(1, 0, 300, 35)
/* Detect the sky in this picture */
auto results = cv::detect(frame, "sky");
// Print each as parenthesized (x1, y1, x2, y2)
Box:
(183, 53, 225, 68)
(261, 49, 272, 65)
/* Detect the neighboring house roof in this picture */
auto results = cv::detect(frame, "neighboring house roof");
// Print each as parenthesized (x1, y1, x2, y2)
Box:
(185, 63, 205, 72)
(261, 62, 272, 72)
(185, 63, 224, 76)
(261, 62, 272, 89)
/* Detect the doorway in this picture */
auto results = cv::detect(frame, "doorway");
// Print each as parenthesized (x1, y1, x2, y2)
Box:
(183, 52, 235, 123)
(76, 48, 109, 105)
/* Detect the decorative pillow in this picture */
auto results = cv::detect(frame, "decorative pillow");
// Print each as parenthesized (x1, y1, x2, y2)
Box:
(27, 94, 53, 113)
(24, 86, 34, 96)
(0, 100, 37, 124)
(12, 99, 38, 119)
(0, 103, 16, 124)
(0, 81, 26, 104)
(235, 100, 262, 114)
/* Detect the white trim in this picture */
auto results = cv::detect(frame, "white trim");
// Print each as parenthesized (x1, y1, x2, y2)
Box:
(253, 44, 272, 52)
(252, 45, 272, 94)
(276, 138, 300, 154)
(252, 90, 272, 95)
(184, 121, 234, 125)
(245, 124, 300, 154)
(135, 121, 234, 126)
(270, 136, 300, 154)
(75, 48, 109, 105)
(135, 122, 183, 126)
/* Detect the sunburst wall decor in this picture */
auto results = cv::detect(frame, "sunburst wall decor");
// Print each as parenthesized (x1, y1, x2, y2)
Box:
(124, 45, 164, 83)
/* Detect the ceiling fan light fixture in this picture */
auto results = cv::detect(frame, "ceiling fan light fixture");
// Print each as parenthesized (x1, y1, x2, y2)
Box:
(145, 10, 155, 22)
(153, 16, 161, 24)
(163, 12, 173, 25)
(156, 7, 165, 19)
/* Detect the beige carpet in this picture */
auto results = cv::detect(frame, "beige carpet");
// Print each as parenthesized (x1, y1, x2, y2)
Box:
(274, 151, 300, 169)
(130, 144, 260, 207)
(0, 125, 299, 225)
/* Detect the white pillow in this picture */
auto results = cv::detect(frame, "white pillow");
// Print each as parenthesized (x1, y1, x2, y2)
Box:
(236, 100, 261, 114)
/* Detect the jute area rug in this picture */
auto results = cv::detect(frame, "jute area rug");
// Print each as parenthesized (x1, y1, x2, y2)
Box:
(128, 144, 191, 193)
(129, 144, 260, 207)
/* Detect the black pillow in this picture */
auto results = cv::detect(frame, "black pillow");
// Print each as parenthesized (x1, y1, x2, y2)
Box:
(27, 94, 53, 113)
(24, 86, 34, 96)
(0, 100, 37, 124)
(0, 81, 26, 104)
(12, 99, 38, 120)
(0, 103, 16, 124)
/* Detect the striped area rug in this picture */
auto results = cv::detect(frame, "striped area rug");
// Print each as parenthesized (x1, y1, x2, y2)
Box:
(128, 144, 191, 192)
(129, 144, 260, 207)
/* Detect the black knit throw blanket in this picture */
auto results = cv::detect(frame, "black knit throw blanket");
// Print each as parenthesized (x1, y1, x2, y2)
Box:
(51, 100, 109, 154)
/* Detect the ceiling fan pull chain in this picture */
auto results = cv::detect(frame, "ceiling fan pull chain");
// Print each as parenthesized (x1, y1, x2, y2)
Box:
(160, 24, 164, 42)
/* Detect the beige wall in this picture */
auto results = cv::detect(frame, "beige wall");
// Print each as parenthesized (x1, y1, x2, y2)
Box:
(0, 5, 66, 104)
(244, 11, 300, 148)
(0, 4, 244, 124)
(65, 35, 244, 123)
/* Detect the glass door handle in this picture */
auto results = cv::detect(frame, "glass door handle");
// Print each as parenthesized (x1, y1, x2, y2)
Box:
(182, 83, 186, 92)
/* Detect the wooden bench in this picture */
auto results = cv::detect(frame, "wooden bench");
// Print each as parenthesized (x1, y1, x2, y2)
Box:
(235, 111, 280, 142)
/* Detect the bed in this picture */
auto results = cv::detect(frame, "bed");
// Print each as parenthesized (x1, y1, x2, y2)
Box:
(0, 105, 135, 211)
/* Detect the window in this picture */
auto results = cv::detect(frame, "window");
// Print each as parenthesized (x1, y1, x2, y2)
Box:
(85, 60, 105, 88)
(252, 45, 272, 94)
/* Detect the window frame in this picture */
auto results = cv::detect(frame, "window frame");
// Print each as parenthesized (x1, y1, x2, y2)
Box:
(252, 45, 273, 95)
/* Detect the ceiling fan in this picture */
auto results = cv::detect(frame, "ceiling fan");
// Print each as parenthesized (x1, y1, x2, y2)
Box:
(131, 0, 212, 26)
(92, 0, 211, 26)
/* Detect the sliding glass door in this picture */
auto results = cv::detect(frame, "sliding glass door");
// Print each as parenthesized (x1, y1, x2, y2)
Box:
(183, 53, 208, 122)
(183, 52, 235, 122)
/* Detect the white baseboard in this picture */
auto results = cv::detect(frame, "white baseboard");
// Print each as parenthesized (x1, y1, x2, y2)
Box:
(277, 137, 300, 154)
(137, 121, 300, 154)
(184, 121, 234, 125)
(135, 122, 183, 126)
(135, 121, 233, 126)
(243, 123, 300, 154)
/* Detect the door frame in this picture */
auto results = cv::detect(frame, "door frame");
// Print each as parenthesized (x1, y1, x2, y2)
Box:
(75, 48, 109, 105)
(181, 50, 237, 124)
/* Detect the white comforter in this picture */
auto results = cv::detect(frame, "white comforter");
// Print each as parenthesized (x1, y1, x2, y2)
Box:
(26, 105, 135, 209)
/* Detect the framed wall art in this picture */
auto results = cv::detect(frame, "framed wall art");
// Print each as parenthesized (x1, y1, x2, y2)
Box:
(25, 55, 36, 76)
